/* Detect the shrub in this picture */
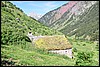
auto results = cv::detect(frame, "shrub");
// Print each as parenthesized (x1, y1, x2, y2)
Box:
(83, 44, 86, 46)
(95, 44, 99, 51)
(73, 48, 77, 52)
(75, 51, 94, 66)
(77, 43, 80, 46)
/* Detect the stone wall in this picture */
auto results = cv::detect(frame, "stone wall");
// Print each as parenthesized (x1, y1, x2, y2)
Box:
(48, 49, 73, 58)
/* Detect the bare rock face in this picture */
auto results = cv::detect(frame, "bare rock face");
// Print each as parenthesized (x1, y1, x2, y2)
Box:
(39, 1, 97, 25)
(39, 1, 78, 25)
(39, 1, 99, 40)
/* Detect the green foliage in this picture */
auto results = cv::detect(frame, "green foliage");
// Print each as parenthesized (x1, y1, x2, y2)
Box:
(73, 48, 77, 52)
(1, 45, 74, 66)
(1, 1, 62, 45)
(1, 1, 65, 66)
(67, 36, 99, 66)
(75, 51, 94, 66)
(95, 44, 99, 51)
(82, 44, 86, 46)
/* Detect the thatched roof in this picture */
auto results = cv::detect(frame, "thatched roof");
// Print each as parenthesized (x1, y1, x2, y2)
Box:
(33, 35, 72, 50)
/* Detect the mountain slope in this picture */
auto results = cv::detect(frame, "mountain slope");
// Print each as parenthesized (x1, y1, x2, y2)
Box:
(39, 1, 99, 41)
(1, 1, 63, 45)
(1, 1, 64, 65)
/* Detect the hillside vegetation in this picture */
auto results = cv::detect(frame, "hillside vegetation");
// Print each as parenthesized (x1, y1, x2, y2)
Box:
(1, 1, 63, 45)
(1, 1, 99, 66)
(1, 1, 66, 66)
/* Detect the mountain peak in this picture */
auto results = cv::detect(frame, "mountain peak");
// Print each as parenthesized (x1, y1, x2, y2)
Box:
(28, 12, 42, 20)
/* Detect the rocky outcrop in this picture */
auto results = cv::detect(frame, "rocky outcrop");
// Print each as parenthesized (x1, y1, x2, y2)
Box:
(39, 1, 99, 40)
(39, 1, 78, 26)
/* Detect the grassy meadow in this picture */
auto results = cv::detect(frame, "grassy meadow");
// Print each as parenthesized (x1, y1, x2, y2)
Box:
(1, 36, 99, 66)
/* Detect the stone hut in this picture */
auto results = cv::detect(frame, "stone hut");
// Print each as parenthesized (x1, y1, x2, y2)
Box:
(27, 32, 73, 58)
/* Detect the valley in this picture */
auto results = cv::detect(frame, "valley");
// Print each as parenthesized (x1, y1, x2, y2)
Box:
(1, 1, 99, 66)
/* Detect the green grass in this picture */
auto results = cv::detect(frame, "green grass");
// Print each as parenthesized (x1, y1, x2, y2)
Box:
(1, 43, 75, 66)
(1, 37, 99, 66)
(67, 36, 99, 66)
(1, 1, 99, 66)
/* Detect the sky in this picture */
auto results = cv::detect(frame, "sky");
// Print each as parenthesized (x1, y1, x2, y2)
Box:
(10, 1, 68, 16)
